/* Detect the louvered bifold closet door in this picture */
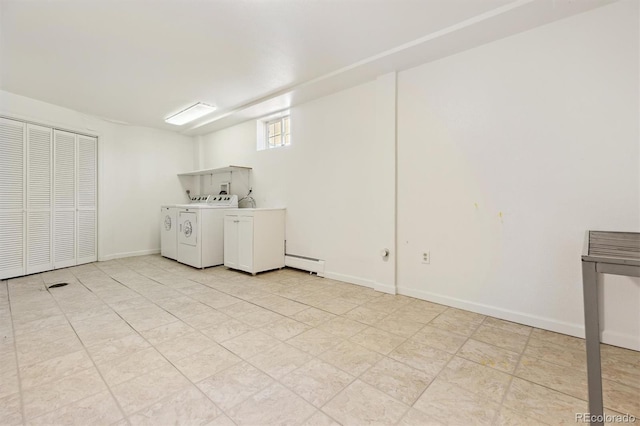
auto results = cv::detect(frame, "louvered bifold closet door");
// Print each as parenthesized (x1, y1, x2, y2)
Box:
(54, 130, 76, 268)
(26, 124, 53, 275)
(0, 118, 26, 279)
(77, 135, 97, 264)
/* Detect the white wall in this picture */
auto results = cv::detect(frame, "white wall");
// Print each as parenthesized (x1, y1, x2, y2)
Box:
(0, 90, 194, 261)
(198, 79, 397, 289)
(396, 0, 640, 349)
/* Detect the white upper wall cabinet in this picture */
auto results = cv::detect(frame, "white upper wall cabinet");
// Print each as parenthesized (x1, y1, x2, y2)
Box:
(0, 117, 97, 280)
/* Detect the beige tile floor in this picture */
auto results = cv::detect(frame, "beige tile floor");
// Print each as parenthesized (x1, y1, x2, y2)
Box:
(0, 255, 638, 425)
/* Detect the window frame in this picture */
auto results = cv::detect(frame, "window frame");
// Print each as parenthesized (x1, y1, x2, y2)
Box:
(263, 115, 290, 150)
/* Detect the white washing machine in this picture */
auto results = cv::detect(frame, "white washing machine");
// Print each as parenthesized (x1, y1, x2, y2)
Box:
(176, 195, 238, 268)
(160, 205, 178, 260)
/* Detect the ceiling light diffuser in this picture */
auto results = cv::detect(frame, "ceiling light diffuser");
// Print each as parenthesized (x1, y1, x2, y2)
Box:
(165, 103, 216, 125)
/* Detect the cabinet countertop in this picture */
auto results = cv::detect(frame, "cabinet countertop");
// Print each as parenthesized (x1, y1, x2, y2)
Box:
(230, 207, 286, 212)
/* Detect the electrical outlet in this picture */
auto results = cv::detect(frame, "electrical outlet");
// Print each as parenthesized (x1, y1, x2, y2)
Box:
(422, 251, 430, 264)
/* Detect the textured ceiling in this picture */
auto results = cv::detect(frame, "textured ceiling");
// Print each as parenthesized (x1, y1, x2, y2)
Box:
(0, 0, 615, 134)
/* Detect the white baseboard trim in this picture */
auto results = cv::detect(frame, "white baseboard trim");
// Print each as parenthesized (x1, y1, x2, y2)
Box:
(398, 286, 582, 337)
(322, 271, 397, 296)
(601, 330, 640, 351)
(374, 282, 396, 295)
(98, 249, 160, 262)
(397, 286, 640, 351)
(324, 271, 375, 290)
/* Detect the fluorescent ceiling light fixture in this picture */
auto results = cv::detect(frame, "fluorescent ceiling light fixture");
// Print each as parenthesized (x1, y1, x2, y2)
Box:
(165, 103, 216, 125)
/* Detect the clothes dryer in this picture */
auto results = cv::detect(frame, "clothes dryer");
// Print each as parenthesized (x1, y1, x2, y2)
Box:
(176, 195, 238, 268)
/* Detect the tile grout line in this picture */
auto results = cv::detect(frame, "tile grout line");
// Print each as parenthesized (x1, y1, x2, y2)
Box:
(4, 278, 28, 426)
(507, 326, 622, 413)
(137, 259, 414, 424)
(43, 273, 131, 426)
(71, 265, 232, 424)
(130, 261, 509, 424)
(404, 311, 482, 415)
(490, 323, 536, 425)
(14, 257, 634, 425)
(95, 260, 313, 424)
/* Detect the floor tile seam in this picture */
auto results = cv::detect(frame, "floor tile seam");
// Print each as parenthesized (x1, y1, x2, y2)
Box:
(19, 362, 97, 394)
(467, 332, 528, 355)
(479, 316, 533, 337)
(498, 379, 553, 425)
(505, 375, 602, 410)
(517, 350, 590, 376)
(316, 376, 411, 425)
(355, 360, 428, 407)
(600, 375, 640, 392)
(145, 267, 375, 322)
(139, 269, 309, 320)
(86, 264, 635, 420)
(12, 321, 82, 351)
(407, 328, 470, 413)
(4, 279, 27, 426)
(525, 335, 589, 356)
(43, 275, 129, 424)
(367, 312, 431, 342)
(88, 321, 222, 419)
(513, 369, 640, 415)
(88, 272, 248, 418)
(25, 386, 127, 425)
(511, 368, 590, 402)
(205, 372, 277, 418)
(455, 337, 524, 373)
(120, 379, 212, 423)
(192, 279, 357, 327)
(422, 316, 477, 339)
(310, 340, 378, 378)
(453, 350, 517, 376)
(490, 323, 536, 425)
(272, 347, 356, 385)
(446, 345, 515, 395)
(100, 275, 191, 331)
(253, 355, 359, 411)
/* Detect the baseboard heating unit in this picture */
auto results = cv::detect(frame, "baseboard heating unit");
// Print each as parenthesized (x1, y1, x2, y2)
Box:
(285, 254, 325, 277)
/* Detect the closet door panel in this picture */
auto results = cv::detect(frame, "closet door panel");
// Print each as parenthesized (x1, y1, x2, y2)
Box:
(27, 125, 52, 210)
(0, 118, 25, 279)
(27, 211, 51, 274)
(54, 130, 77, 267)
(77, 135, 97, 264)
(0, 118, 25, 210)
(26, 124, 52, 274)
(0, 211, 24, 279)
(77, 210, 96, 264)
(77, 135, 96, 209)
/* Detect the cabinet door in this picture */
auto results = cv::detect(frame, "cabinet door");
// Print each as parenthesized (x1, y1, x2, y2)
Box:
(237, 216, 254, 272)
(53, 130, 76, 268)
(26, 124, 53, 275)
(0, 118, 26, 279)
(223, 216, 238, 268)
(77, 135, 97, 264)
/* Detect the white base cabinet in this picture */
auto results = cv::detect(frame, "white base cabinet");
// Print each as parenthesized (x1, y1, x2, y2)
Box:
(224, 208, 285, 275)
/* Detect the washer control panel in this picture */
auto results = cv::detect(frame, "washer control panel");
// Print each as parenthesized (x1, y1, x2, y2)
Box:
(189, 194, 238, 207)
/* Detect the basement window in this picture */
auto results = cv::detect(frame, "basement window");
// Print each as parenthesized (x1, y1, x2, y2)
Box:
(258, 115, 290, 150)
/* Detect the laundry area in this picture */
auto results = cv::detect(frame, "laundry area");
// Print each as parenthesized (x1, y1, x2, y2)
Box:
(0, 1, 638, 425)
